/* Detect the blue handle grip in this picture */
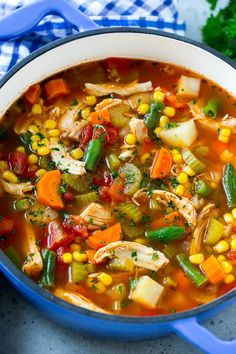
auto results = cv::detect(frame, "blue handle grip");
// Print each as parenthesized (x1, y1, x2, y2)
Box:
(0, 0, 99, 40)
(172, 317, 236, 354)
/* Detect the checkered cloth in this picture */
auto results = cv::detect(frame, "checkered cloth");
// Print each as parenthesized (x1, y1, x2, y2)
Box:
(0, 0, 185, 78)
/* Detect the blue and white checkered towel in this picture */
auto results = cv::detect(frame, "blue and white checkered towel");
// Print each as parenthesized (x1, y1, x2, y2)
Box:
(0, 0, 185, 78)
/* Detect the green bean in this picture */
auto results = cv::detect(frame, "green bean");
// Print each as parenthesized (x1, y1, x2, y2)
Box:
(144, 100, 165, 136)
(39, 249, 56, 289)
(14, 198, 30, 212)
(195, 180, 211, 197)
(176, 254, 208, 287)
(145, 226, 186, 243)
(83, 139, 102, 172)
(203, 99, 219, 119)
(223, 163, 236, 208)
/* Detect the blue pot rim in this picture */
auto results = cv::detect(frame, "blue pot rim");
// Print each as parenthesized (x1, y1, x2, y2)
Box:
(0, 27, 236, 324)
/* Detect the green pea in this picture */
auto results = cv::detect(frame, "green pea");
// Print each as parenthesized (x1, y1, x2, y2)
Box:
(195, 180, 211, 197)
(14, 198, 30, 212)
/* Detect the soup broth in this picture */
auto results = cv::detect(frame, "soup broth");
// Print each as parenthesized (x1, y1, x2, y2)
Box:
(1, 58, 236, 316)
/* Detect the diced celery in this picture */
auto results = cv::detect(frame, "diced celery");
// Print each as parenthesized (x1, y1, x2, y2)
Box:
(120, 163, 142, 196)
(182, 149, 205, 174)
(75, 191, 99, 208)
(107, 258, 135, 272)
(106, 153, 120, 170)
(204, 218, 225, 245)
(69, 262, 88, 283)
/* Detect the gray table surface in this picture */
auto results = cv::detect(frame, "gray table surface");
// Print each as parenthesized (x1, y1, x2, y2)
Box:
(1, 1, 235, 353)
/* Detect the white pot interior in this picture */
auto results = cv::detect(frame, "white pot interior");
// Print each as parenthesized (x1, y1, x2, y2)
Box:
(0, 31, 235, 116)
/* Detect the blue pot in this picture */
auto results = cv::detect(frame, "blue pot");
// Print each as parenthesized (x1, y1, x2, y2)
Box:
(0, 1, 236, 353)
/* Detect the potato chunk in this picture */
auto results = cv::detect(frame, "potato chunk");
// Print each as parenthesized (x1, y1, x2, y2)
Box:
(129, 275, 164, 309)
(176, 75, 201, 99)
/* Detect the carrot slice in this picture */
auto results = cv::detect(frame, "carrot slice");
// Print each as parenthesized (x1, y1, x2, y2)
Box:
(150, 147, 172, 179)
(87, 223, 122, 250)
(25, 84, 41, 104)
(89, 109, 110, 125)
(201, 255, 225, 285)
(150, 211, 183, 229)
(212, 138, 229, 154)
(44, 78, 70, 100)
(165, 92, 188, 109)
(36, 170, 64, 209)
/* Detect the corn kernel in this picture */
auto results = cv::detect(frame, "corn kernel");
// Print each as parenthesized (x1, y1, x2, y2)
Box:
(223, 213, 234, 225)
(183, 166, 195, 177)
(220, 128, 231, 137)
(154, 127, 162, 137)
(70, 147, 84, 160)
(189, 253, 205, 265)
(138, 103, 149, 115)
(31, 141, 39, 151)
(31, 104, 42, 115)
(210, 181, 217, 189)
(37, 147, 51, 156)
(220, 149, 233, 163)
(2, 170, 18, 183)
(218, 135, 229, 143)
(125, 134, 136, 145)
(173, 153, 183, 163)
(70, 243, 81, 252)
(163, 106, 175, 117)
(28, 154, 39, 165)
(62, 252, 73, 264)
(85, 95, 96, 106)
(98, 272, 113, 286)
(231, 238, 236, 250)
(177, 172, 188, 185)
(34, 119, 43, 128)
(175, 184, 185, 197)
(163, 277, 177, 289)
(171, 149, 179, 156)
(72, 252, 88, 263)
(93, 281, 106, 293)
(48, 129, 60, 137)
(134, 238, 148, 245)
(40, 138, 50, 146)
(224, 274, 235, 284)
(16, 146, 25, 153)
(213, 240, 230, 253)
(31, 134, 41, 142)
(221, 261, 233, 274)
(28, 125, 39, 135)
(153, 90, 165, 102)
(36, 169, 46, 178)
(232, 208, 236, 219)
(140, 153, 150, 164)
(159, 115, 169, 128)
(81, 107, 91, 119)
(44, 119, 57, 130)
(217, 255, 226, 263)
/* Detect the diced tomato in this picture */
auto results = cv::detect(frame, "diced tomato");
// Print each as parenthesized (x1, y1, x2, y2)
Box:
(107, 177, 125, 203)
(80, 123, 93, 147)
(165, 92, 188, 109)
(93, 125, 118, 145)
(99, 186, 111, 202)
(8, 151, 28, 176)
(23, 164, 38, 179)
(93, 171, 111, 187)
(62, 215, 88, 239)
(0, 216, 15, 237)
(62, 191, 74, 203)
(47, 221, 75, 251)
(228, 250, 236, 264)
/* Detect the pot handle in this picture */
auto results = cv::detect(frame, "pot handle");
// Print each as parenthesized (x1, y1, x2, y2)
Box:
(172, 317, 236, 354)
(0, 0, 99, 40)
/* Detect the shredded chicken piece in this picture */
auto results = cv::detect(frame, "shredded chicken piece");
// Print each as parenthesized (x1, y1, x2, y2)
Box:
(188, 99, 205, 119)
(85, 81, 153, 97)
(129, 117, 149, 143)
(1, 179, 33, 197)
(95, 98, 122, 111)
(80, 202, 113, 230)
(94, 241, 169, 271)
(58, 102, 86, 131)
(50, 142, 86, 175)
(190, 203, 218, 255)
(22, 224, 43, 277)
(60, 119, 87, 141)
(221, 114, 236, 133)
(54, 288, 109, 314)
(49, 106, 64, 119)
(14, 113, 35, 135)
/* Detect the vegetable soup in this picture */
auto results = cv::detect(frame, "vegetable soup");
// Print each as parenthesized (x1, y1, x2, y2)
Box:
(1, 58, 236, 316)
